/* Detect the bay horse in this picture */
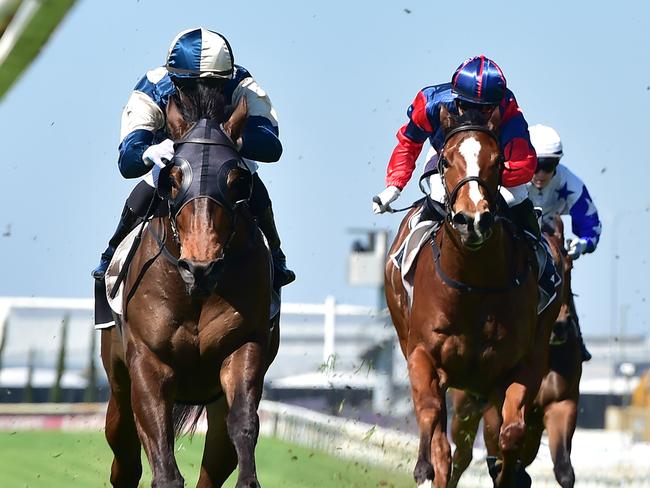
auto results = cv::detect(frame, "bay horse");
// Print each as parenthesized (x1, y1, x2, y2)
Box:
(385, 106, 559, 488)
(449, 217, 581, 488)
(101, 92, 278, 488)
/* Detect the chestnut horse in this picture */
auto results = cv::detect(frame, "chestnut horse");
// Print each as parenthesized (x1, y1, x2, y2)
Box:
(385, 107, 559, 488)
(101, 94, 278, 488)
(449, 217, 581, 488)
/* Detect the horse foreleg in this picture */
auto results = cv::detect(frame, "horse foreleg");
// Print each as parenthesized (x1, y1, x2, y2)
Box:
(128, 348, 183, 488)
(196, 395, 237, 488)
(545, 400, 577, 488)
(496, 379, 531, 488)
(101, 330, 142, 488)
(407, 346, 450, 488)
(220, 341, 265, 488)
(448, 391, 483, 488)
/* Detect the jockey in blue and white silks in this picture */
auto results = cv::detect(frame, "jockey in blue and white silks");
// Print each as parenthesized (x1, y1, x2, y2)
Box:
(528, 124, 601, 361)
(92, 28, 295, 289)
(528, 124, 602, 259)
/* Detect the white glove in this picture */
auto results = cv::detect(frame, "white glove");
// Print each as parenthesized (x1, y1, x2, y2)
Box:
(142, 138, 175, 169)
(372, 186, 401, 214)
(567, 237, 588, 259)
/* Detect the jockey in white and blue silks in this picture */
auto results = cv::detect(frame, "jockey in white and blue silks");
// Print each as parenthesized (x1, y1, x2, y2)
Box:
(528, 124, 601, 258)
(91, 28, 295, 289)
(528, 124, 601, 360)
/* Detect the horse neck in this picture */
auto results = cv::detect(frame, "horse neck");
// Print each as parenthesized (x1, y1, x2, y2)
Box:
(439, 220, 518, 285)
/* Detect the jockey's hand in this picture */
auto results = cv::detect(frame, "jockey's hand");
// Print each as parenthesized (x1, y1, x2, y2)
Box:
(142, 139, 175, 169)
(567, 237, 588, 259)
(372, 186, 401, 214)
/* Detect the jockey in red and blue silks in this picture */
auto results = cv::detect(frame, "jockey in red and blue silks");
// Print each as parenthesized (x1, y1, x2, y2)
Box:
(373, 56, 562, 312)
(91, 28, 295, 289)
(373, 55, 540, 241)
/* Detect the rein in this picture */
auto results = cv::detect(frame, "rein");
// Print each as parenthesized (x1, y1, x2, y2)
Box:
(431, 220, 531, 294)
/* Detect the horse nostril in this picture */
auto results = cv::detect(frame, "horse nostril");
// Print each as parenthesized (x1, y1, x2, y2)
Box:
(478, 211, 494, 233)
(452, 212, 472, 227)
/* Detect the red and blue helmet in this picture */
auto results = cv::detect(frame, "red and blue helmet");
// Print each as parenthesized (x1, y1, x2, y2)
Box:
(451, 55, 506, 105)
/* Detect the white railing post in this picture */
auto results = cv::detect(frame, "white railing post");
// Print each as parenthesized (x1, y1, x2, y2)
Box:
(322, 295, 336, 364)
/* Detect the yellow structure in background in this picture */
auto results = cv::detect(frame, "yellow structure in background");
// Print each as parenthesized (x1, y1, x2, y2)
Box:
(632, 371, 650, 408)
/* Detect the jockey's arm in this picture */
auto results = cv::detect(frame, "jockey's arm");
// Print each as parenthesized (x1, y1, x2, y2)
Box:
(117, 72, 167, 178)
(385, 91, 431, 189)
(565, 170, 602, 253)
(498, 92, 537, 187)
(231, 77, 282, 162)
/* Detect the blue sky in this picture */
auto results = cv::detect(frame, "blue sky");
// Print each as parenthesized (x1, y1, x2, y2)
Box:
(0, 0, 648, 335)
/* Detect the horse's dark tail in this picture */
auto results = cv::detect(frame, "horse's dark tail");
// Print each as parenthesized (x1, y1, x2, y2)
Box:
(172, 404, 205, 439)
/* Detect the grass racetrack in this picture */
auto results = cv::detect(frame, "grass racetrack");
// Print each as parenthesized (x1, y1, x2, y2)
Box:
(0, 430, 412, 487)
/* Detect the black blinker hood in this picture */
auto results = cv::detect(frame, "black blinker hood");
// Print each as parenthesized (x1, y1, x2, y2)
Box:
(157, 118, 251, 217)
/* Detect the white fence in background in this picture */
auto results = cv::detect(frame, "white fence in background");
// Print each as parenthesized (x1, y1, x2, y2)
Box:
(259, 401, 650, 487)
(0, 296, 393, 387)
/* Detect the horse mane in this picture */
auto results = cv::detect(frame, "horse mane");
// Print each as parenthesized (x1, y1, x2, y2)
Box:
(172, 78, 233, 124)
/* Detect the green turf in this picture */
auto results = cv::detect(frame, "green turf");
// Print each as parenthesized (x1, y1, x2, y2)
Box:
(0, 0, 77, 99)
(0, 430, 412, 487)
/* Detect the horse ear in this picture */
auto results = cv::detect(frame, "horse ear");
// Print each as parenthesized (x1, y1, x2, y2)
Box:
(487, 106, 501, 134)
(223, 96, 248, 144)
(439, 104, 456, 132)
(166, 96, 190, 140)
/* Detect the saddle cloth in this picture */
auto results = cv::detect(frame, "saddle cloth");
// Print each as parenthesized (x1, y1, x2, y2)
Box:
(389, 211, 560, 314)
(389, 208, 439, 307)
(94, 224, 280, 329)
(94, 224, 145, 329)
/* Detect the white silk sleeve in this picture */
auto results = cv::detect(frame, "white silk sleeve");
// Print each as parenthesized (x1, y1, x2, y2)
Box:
(119, 91, 165, 142)
(231, 77, 279, 127)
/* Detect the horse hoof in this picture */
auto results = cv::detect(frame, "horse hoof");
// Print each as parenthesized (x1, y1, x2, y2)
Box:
(413, 459, 434, 486)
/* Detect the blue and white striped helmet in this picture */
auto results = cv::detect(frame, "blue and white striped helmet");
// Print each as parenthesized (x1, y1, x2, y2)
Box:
(165, 28, 234, 80)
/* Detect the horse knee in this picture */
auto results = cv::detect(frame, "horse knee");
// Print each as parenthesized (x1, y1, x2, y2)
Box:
(499, 421, 525, 453)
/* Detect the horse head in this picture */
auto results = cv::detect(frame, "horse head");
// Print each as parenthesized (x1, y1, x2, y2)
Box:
(159, 95, 252, 296)
(438, 104, 502, 249)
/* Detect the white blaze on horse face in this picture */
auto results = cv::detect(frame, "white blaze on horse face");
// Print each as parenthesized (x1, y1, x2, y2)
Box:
(458, 136, 483, 207)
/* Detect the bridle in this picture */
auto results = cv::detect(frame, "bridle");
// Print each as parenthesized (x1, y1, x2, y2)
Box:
(431, 124, 531, 293)
(155, 133, 253, 266)
(437, 124, 504, 222)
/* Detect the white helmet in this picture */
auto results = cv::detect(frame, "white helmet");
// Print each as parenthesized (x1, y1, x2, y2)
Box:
(529, 124, 563, 159)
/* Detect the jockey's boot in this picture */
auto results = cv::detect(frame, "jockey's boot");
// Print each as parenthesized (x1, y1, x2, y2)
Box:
(257, 205, 296, 289)
(510, 198, 541, 242)
(91, 203, 139, 281)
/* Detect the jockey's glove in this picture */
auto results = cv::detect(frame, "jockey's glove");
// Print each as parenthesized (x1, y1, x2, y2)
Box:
(372, 186, 401, 214)
(142, 138, 175, 169)
(567, 237, 588, 259)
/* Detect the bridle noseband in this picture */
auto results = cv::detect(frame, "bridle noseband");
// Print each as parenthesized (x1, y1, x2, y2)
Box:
(437, 125, 503, 220)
